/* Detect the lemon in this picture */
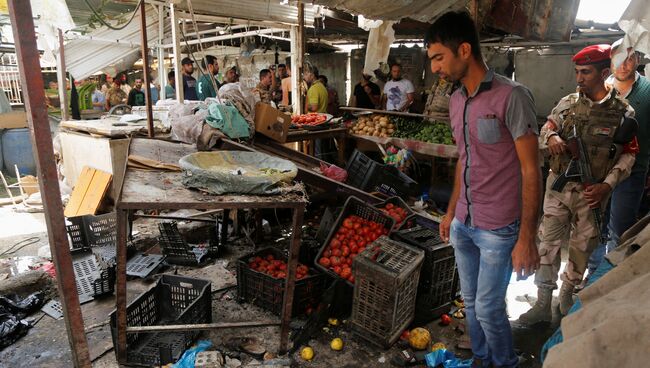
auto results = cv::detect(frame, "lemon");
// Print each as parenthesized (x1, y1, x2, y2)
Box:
(431, 342, 447, 352)
(327, 318, 339, 326)
(330, 337, 344, 351)
(300, 346, 314, 361)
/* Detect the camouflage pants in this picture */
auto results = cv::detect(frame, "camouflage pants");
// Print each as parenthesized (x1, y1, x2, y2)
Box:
(535, 172, 608, 289)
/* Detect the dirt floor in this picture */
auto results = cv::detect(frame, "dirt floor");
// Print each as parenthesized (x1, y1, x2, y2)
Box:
(0, 208, 560, 368)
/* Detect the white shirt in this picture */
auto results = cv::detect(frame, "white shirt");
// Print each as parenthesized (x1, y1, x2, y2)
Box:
(384, 78, 414, 110)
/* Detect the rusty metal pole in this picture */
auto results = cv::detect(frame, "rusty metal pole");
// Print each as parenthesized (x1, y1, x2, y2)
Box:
(139, 2, 154, 138)
(6, 1, 91, 367)
(297, 0, 305, 115)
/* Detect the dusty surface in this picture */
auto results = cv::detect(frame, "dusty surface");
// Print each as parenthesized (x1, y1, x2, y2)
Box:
(0, 208, 554, 368)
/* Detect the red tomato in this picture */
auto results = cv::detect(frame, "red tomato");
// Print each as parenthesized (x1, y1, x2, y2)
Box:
(341, 246, 350, 257)
(330, 256, 341, 266)
(277, 272, 287, 279)
(348, 275, 355, 283)
(440, 314, 452, 326)
(386, 203, 394, 210)
(340, 267, 352, 279)
(343, 219, 354, 229)
(319, 257, 331, 267)
(323, 249, 332, 257)
(333, 266, 342, 275)
(266, 255, 274, 261)
(332, 248, 342, 257)
(330, 239, 341, 249)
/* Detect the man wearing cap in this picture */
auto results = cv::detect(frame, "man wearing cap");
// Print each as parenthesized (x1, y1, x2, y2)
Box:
(519, 44, 638, 325)
(181, 57, 198, 101)
(197, 55, 220, 101)
(587, 40, 650, 275)
(127, 79, 145, 107)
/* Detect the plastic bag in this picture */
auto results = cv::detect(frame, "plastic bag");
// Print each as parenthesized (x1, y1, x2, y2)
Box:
(319, 162, 348, 182)
(425, 349, 472, 368)
(179, 151, 298, 195)
(0, 292, 44, 349)
(205, 103, 250, 139)
(172, 340, 211, 368)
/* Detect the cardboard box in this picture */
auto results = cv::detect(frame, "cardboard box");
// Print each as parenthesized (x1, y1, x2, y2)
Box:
(0, 111, 28, 129)
(254, 103, 292, 143)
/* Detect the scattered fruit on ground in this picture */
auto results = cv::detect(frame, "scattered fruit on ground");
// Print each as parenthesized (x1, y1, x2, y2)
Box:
(327, 318, 339, 326)
(300, 346, 314, 361)
(400, 330, 410, 341)
(330, 338, 344, 351)
(408, 327, 432, 350)
(431, 342, 447, 352)
(440, 314, 452, 326)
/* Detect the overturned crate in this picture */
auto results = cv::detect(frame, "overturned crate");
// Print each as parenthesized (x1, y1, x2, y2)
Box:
(351, 236, 424, 348)
(158, 221, 219, 266)
(110, 275, 212, 366)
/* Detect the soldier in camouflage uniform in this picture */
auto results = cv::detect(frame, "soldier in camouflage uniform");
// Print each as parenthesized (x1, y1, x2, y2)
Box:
(254, 69, 273, 104)
(519, 44, 638, 325)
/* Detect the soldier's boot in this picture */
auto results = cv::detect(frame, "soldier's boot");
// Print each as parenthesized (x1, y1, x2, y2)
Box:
(559, 281, 576, 315)
(518, 287, 553, 325)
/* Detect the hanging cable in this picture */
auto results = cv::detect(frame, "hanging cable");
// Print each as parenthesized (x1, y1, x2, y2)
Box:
(83, 0, 142, 31)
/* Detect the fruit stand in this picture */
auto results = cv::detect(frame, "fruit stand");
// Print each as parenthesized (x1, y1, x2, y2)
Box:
(341, 107, 458, 159)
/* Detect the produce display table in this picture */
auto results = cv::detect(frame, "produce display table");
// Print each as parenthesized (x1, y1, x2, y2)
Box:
(114, 138, 308, 363)
(350, 134, 458, 159)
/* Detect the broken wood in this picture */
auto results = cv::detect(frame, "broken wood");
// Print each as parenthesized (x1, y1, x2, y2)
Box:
(64, 166, 112, 217)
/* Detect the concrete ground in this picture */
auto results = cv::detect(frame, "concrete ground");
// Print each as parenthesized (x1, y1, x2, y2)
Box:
(0, 204, 560, 368)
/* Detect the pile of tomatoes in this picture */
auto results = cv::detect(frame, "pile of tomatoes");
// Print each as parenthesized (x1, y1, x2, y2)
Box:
(291, 113, 328, 126)
(378, 203, 410, 226)
(318, 215, 390, 283)
(248, 254, 311, 280)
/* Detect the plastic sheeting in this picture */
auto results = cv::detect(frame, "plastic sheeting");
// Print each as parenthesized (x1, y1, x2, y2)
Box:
(179, 151, 297, 195)
(614, 0, 650, 76)
(363, 20, 396, 76)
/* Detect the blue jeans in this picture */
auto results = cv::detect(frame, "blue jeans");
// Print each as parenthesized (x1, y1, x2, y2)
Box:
(587, 170, 646, 274)
(450, 218, 519, 368)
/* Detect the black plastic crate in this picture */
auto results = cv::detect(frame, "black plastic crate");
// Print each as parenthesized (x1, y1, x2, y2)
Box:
(71, 250, 115, 303)
(392, 215, 458, 323)
(109, 275, 212, 367)
(158, 222, 219, 266)
(66, 212, 117, 251)
(237, 247, 327, 316)
(314, 196, 396, 286)
(345, 150, 418, 197)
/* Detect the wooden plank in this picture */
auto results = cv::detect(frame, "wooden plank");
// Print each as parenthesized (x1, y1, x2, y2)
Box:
(64, 166, 94, 217)
(77, 170, 112, 216)
(64, 167, 112, 217)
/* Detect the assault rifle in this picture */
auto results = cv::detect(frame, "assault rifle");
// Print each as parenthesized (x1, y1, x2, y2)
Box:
(551, 125, 606, 243)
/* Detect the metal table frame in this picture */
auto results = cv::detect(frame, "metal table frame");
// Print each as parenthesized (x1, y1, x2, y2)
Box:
(114, 139, 308, 363)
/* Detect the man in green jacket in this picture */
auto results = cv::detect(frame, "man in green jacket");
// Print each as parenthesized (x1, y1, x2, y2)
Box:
(197, 55, 220, 100)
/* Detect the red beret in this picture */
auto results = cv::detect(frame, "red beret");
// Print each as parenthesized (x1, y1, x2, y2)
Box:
(573, 44, 611, 65)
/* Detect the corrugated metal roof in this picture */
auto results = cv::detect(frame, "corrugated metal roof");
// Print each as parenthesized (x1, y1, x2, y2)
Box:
(170, 0, 316, 26)
(64, 8, 160, 79)
(311, 0, 462, 23)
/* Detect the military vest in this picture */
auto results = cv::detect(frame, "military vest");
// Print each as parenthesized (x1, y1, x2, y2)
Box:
(550, 90, 629, 182)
